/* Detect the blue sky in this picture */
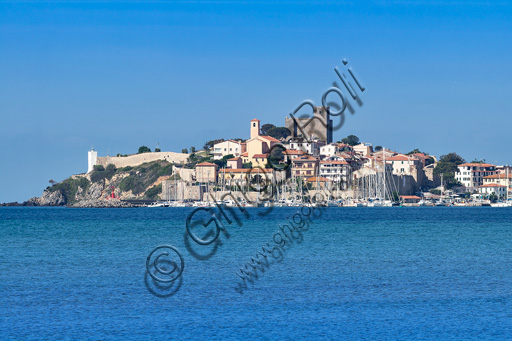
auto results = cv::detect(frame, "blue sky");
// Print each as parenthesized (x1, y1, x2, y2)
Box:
(1, 1, 511, 203)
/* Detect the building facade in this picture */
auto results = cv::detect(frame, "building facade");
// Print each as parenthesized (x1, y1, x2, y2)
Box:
(285, 106, 333, 143)
(455, 163, 497, 190)
(213, 140, 242, 160)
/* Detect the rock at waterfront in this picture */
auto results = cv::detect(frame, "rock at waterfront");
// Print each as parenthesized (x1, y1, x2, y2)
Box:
(38, 190, 66, 206)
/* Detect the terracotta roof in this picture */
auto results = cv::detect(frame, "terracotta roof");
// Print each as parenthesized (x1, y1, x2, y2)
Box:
(258, 135, 280, 142)
(241, 152, 248, 157)
(483, 174, 512, 179)
(251, 118, 260, 122)
(320, 161, 349, 165)
(284, 150, 306, 155)
(227, 157, 241, 161)
(413, 153, 430, 160)
(221, 168, 273, 173)
(388, 155, 413, 161)
(459, 163, 495, 167)
(196, 162, 217, 167)
(252, 153, 269, 158)
(400, 195, 421, 199)
(306, 177, 332, 182)
(293, 155, 318, 162)
(479, 184, 506, 188)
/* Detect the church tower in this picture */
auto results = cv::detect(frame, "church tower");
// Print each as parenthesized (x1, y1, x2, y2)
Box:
(250, 119, 260, 139)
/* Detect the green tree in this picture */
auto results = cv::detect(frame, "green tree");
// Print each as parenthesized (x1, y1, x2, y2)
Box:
(190, 146, 196, 153)
(434, 152, 465, 188)
(261, 124, 276, 136)
(182, 148, 188, 154)
(489, 192, 498, 203)
(341, 135, 360, 146)
(266, 126, 291, 140)
(242, 162, 252, 169)
(374, 146, 382, 151)
(154, 148, 161, 152)
(138, 146, 151, 154)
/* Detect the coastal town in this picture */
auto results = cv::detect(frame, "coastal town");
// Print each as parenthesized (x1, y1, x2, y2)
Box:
(78, 107, 511, 208)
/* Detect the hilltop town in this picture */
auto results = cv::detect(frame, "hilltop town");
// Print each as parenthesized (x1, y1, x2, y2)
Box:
(15, 107, 511, 207)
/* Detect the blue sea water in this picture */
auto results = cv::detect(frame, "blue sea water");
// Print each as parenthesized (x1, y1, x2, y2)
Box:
(1, 206, 512, 340)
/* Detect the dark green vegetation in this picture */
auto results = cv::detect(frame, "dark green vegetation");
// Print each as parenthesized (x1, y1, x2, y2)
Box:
(48, 177, 90, 204)
(145, 184, 162, 199)
(434, 152, 465, 189)
(185, 151, 236, 169)
(138, 146, 151, 154)
(90, 164, 116, 183)
(339, 134, 360, 146)
(118, 161, 173, 196)
(260, 123, 290, 140)
(46, 161, 174, 203)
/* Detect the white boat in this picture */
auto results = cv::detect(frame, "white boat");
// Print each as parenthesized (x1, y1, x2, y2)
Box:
(147, 202, 165, 208)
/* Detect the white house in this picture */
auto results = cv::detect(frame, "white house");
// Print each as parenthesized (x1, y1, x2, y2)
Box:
(288, 139, 325, 156)
(455, 163, 497, 190)
(386, 154, 420, 176)
(213, 140, 242, 160)
(319, 156, 350, 187)
(478, 184, 507, 197)
(320, 143, 341, 158)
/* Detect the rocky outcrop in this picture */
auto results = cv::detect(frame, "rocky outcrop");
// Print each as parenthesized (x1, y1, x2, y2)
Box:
(30, 160, 174, 207)
(38, 190, 66, 206)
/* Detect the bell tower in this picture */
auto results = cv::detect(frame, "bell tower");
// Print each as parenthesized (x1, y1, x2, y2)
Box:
(250, 119, 260, 139)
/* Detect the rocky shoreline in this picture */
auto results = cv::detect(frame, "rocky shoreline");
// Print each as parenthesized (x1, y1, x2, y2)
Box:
(1, 198, 140, 208)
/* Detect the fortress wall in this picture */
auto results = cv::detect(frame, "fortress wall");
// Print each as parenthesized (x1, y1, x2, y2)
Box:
(96, 152, 190, 168)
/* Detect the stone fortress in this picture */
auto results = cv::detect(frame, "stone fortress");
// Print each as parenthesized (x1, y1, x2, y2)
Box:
(87, 149, 189, 173)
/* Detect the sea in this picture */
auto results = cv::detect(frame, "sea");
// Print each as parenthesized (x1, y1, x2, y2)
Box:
(1, 206, 512, 340)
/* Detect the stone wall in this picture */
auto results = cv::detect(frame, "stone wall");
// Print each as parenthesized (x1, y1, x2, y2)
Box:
(96, 152, 189, 169)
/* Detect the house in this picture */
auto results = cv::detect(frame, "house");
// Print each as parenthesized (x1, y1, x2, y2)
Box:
(353, 143, 373, 157)
(455, 163, 497, 190)
(217, 168, 283, 184)
(288, 138, 325, 156)
(195, 162, 218, 183)
(226, 157, 242, 170)
(213, 140, 242, 160)
(283, 149, 307, 160)
(482, 173, 512, 187)
(370, 149, 396, 163)
(478, 184, 507, 197)
(387, 154, 420, 176)
(245, 119, 279, 167)
(292, 155, 320, 178)
(319, 157, 350, 188)
(319, 143, 340, 158)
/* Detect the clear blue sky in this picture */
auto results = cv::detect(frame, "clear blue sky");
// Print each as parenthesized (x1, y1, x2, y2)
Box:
(1, 1, 511, 203)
